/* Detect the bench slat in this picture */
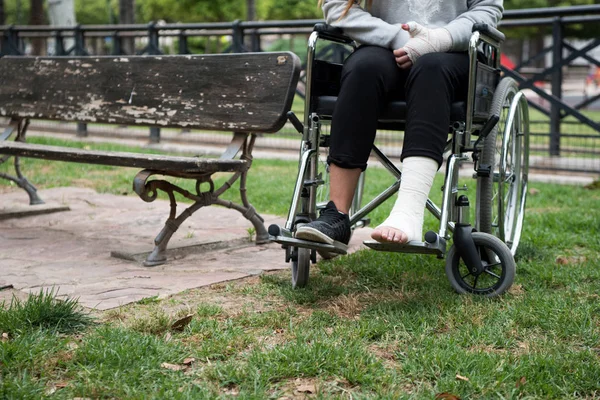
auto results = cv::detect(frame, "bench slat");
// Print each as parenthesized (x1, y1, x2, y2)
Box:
(0, 141, 247, 174)
(0, 52, 300, 133)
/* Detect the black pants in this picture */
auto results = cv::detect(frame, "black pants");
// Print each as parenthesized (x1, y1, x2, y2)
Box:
(327, 46, 470, 170)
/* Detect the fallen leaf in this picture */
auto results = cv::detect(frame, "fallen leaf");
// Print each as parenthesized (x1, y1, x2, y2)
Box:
(556, 256, 587, 265)
(508, 284, 524, 295)
(518, 341, 530, 351)
(171, 314, 194, 331)
(164, 332, 172, 342)
(435, 393, 461, 400)
(528, 188, 541, 195)
(183, 357, 195, 365)
(456, 374, 469, 382)
(161, 362, 184, 371)
(1, 332, 8, 342)
(296, 384, 316, 393)
(223, 386, 240, 396)
(45, 382, 69, 396)
(516, 376, 527, 388)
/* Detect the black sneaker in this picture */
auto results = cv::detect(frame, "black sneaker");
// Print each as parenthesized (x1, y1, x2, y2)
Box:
(295, 201, 351, 259)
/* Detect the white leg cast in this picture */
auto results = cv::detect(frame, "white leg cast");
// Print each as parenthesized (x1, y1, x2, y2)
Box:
(373, 156, 438, 242)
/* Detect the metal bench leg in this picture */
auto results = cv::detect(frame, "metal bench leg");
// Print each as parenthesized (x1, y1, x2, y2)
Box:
(213, 134, 269, 244)
(213, 197, 268, 244)
(134, 163, 268, 266)
(0, 161, 44, 205)
(145, 200, 204, 267)
(0, 119, 44, 205)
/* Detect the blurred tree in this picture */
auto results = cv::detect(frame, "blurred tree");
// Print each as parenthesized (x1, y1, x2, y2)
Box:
(503, 0, 599, 39)
(137, 0, 244, 23)
(260, 0, 322, 20)
(1, 0, 599, 27)
(504, 0, 596, 8)
(0, 0, 5, 24)
(247, 0, 255, 21)
(119, 0, 134, 24)
(29, 0, 44, 54)
(75, 0, 113, 25)
(119, 0, 135, 53)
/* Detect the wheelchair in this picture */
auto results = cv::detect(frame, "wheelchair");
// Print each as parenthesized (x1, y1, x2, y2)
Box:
(269, 23, 530, 297)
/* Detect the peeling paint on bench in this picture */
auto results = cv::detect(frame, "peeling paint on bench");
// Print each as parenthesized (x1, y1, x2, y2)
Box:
(0, 53, 301, 133)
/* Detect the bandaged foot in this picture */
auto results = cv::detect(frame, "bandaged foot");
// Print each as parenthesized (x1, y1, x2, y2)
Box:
(371, 157, 438, 243)
(402, 21, 453, 64)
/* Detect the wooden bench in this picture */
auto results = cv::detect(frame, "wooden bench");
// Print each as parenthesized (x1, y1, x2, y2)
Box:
(0, 52, 300, 266)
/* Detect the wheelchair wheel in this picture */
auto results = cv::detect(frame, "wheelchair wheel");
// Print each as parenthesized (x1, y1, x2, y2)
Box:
(445, 232, 515, 297)
(476, 77, 529, 255)
(292, 247, 312, 288)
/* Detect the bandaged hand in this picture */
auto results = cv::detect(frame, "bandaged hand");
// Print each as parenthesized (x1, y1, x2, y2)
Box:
(394, 21, 452, 69)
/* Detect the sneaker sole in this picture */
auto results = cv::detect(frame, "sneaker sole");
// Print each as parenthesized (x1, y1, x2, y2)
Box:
(295, 226, 334, 245)
(295, 227, 345, 260)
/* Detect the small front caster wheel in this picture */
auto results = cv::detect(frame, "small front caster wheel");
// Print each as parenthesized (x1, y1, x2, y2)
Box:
(445, 232, 516, 297)
(292, 247, 312, 288)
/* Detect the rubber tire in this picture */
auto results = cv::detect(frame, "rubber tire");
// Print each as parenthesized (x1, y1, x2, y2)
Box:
(445, 232, 516, 297)
(476, 77, 527, 254)
(292, 247, 311, 288)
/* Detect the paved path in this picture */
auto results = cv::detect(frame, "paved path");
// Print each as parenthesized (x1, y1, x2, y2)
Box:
(0, 187, 373, 310)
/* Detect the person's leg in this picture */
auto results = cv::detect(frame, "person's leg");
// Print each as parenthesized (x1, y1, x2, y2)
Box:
(372, 52, 470, 243)
(329, 164, 362, 214)
(296, 45, 404, 245)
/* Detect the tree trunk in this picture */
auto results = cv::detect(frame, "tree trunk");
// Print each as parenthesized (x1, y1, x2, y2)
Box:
(246, 0, 256, 21)
(0, 0, 5, 25)
(29, 0, 45, 55)
(47, 0, 77, 54)
(119, 0, 135, 54)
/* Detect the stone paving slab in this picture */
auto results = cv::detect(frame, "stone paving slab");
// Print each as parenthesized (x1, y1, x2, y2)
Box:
(0, 187, 373, 310)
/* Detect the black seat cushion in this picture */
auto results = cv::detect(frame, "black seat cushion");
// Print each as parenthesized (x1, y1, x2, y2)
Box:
(315, 95, 466, 131)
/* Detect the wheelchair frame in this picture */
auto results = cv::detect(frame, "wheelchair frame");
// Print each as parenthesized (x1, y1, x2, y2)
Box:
(269, 24, 530, 297)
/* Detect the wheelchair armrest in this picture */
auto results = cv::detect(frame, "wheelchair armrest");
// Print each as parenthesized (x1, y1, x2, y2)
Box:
(313, 23, 356, 46)
(472, 23, 505, 44)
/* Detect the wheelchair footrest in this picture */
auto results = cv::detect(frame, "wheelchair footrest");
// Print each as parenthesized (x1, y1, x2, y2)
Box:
(363, 239, 446, 257)
(270, 235, 348, 255)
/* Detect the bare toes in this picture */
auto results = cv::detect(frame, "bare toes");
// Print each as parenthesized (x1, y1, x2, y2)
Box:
(371, 226, 408, 244)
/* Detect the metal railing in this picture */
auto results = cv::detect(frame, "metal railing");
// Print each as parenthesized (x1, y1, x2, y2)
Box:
(1, 5, 600, 173)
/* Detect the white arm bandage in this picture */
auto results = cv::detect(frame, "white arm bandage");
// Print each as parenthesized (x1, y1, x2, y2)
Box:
(402, 21, 453, 64)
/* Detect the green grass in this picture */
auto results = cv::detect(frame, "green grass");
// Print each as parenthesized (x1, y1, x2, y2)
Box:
(0, 288, 93, 335)
(1, 137, 600, 398)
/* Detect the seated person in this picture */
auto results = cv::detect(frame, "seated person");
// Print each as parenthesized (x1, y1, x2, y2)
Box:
(296, 0, 504, 250)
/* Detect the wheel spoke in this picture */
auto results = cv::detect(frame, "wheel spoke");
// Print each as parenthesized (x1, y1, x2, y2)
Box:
(484, 268, 501, 280)
(472, 274, 479, 288)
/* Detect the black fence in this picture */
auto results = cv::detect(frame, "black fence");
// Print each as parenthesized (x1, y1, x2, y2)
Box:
(1, 5, 600, 174)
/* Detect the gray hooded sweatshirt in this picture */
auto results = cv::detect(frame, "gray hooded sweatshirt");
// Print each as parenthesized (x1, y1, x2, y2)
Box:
(321, 0, 503, 51)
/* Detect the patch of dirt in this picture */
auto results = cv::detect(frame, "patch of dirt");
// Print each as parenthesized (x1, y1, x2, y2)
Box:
(0, 287, 30, 308)
(70, 179, 96, 187)
(98, 273, 295, 325)
(319, 291, 408, 319)
(367, 342, 402, 368)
